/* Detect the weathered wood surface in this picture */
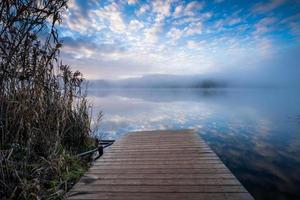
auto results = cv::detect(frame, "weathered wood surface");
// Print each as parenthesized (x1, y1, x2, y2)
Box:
(67, 130, 254, 200)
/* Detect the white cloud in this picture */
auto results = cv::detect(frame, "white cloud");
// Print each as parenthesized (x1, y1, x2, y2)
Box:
(280, 13, 300, 40)
(67, 0, 79, 11)
(173, 5, 183, 17)
(186, 40, 199, 49)
(63, 1, 127, 34)
(128, 19, 144, 31)
(152, 0, 171, 16)
(60, 0, 299, 80)
(256, 38, 273, 57)
(143, 25, 160, 44)
(173, 11, 211, 26)
(127, 0, 137, 5)
(228, 18, 241, 26)
(62, 0, 96, 34)
(289, 22, 300, 39)
(136, 4, 150, 16)
(212, 17, 242, 32)
(202, 12, 213, 19)
(94, 3, 126, 33)
(167, 27, 184, 42)
(253, 0, 285, 13)
(173, 16, 199, 26)
(184, 22, 203, 35)
(152, 0, 171, 23)
(184, 1, 204, 16)
(254, 17, 277, 35)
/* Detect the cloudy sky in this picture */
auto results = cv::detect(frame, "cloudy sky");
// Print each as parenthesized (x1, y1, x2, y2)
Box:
(59, 0, 300, 80)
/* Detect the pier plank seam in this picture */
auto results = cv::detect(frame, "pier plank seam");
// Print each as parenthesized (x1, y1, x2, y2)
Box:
(67, 130, 254, 200)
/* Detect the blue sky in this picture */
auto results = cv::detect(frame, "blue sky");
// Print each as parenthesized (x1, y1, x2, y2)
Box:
(59, 0, 300, 80)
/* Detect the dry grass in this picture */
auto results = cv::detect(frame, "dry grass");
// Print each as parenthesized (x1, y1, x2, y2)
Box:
(0, 0, 100, 199)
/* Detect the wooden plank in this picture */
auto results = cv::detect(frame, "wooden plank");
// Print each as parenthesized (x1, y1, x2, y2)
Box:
(111, 145, 207, 147)
(93, 160, 223, 165)
(104, 150, 214, 154)
(107, 148, 213, 152)
(89, 164, 226, 169)
(107, 149, 213, 152)
(101, 153, 218, 158)
(87, 168, 231, 174)
(76, 178, 241, 186)
(82, 173, 235, 179)
(99, 157, 220, 161)
(67, 130, 254, 200)
(67, 192, 253, 200)
(111, 143, 208, 146)
(103, 153, 216, 157)
(70, 185, 247, 193)
(108, 148, 212, 151)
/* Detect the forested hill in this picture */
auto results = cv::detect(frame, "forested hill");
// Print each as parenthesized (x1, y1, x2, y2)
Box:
(88, 74, 229, 89)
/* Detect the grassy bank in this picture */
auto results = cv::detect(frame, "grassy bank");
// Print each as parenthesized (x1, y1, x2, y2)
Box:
(0, 0, 100, 199)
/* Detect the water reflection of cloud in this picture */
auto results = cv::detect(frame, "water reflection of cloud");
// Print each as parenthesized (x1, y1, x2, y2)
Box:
(87, 89, 300, 199)
(93, 97, 216, 138)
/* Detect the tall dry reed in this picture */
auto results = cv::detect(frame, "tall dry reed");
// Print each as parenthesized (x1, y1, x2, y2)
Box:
(0, 0, 99, 199)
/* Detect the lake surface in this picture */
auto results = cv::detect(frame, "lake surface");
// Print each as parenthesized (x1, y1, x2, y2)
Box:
(87, 88, 300, 200)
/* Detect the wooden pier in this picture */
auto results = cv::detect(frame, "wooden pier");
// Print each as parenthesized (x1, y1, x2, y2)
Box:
(67, 130, 254, 200)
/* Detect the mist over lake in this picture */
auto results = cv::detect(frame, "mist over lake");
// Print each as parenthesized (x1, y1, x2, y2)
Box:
(87, 88, 300, 200)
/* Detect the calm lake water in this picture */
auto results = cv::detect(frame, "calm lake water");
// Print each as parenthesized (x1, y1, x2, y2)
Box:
(87, 88, 300, 200)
